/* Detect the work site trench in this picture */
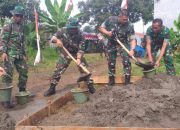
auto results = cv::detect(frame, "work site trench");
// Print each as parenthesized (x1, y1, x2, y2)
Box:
(37, 73, 180, 128)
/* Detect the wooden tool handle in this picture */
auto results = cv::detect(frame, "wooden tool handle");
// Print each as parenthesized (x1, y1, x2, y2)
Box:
(62, 46, 90, 74)
(116, 38, 138, 62)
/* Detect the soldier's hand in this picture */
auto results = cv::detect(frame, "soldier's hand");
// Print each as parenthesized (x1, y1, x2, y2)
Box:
(129, 50, 135, 57)
(0, 67, 6, 76)
(23, 56, 28, 61)
(76, 58, 81, 66)
(2, 53, 8, 61)
(155, 60, 160, 67)
(148, 58, 153, 64)
(107, 31, 112, 37)
(56, 39, 63, 48)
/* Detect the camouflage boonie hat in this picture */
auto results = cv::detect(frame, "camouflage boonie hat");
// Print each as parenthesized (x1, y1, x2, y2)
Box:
(66, 18, 80, 29)
(11, 5, 25, 15)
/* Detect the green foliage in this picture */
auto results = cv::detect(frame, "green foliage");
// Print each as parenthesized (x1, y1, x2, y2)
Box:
(78, 0, 154, 25)
(27, 46, 58, 67)
(170, 14, 180, 53)
(39, 0, 74, 34)
(0, 0, 40, 26)
(24, 23, 36, 48)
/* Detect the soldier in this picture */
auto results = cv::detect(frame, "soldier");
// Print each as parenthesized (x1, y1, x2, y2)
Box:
(146, 18, 176, 75)
(1, 5, 28, 108)
(99, 9, 136, 87)
(44, 18, 95, 97)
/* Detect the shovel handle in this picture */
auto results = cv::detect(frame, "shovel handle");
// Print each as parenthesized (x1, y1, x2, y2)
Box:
(62, 46, 90, 74)
(115, 38, 138, 62)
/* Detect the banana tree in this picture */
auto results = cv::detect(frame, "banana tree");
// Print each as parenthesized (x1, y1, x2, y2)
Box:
(39, 0, 75, 34)
(170, 14, 180, 53)
(24, 22, 36, 48)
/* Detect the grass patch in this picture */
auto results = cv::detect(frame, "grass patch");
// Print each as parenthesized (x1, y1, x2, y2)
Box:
(26, 47, 180, 76)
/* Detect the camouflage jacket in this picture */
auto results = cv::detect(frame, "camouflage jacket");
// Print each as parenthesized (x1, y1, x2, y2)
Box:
(55, 28, 85, 54)
(146, 26, 170, 48)
(1, 20, 26, 58)
(100, 16, 135, 45)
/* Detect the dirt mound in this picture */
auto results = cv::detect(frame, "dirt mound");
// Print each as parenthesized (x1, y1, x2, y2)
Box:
(0, 112, 16, 130)
(39, 74, 180, 128)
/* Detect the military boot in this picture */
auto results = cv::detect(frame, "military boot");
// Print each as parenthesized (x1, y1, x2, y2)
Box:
(44, 84, 56, 97)
(87, 82, 96, 94)
(19, 87, 26, 92)
(125, 75, 131, 85)
(108, 76, 115, 86)
(107, 76, 115, 89)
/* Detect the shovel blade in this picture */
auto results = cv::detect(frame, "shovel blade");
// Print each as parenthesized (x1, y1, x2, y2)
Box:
(77, 73, 91, 82)
(135, 62, 154, 71)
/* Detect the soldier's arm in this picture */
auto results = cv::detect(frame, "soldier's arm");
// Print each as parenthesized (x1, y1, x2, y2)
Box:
(77, 33, 85, 62)
(1, 24, 10, 54)
(146, 28, 153, 62)
(129, 25, 136, 56)
(98, 18, 112, 37)
(1, 24, 11, 61)
(156, 28, 169, 65)
(50, 29, 64, 48)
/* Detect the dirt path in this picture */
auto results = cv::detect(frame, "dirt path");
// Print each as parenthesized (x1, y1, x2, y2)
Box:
(38, 74, 180, 128)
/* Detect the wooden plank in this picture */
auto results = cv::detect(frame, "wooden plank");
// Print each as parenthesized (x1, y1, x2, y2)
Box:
(92, 76, 142, 84)
(16, 92, 73, 126)
(15, 126, 180, 130)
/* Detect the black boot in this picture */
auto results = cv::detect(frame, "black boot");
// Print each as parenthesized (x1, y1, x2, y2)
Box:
(2, 101, 14, 109)
(107, 76, 115, 89)
(125, 75, 131, 85)
(108, 76, 115, 86)
(44, 84, 56, 97)
(19, 87, 26, 92)
(87, 82, 96, 94)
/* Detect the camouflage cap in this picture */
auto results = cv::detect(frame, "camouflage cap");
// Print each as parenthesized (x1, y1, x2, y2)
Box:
(66, 18, 80, 29)
(11, 5, 25, 15)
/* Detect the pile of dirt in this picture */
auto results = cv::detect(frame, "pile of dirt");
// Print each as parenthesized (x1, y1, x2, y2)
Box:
(38, 73, 180, 128)
(0, 112, 16, 130)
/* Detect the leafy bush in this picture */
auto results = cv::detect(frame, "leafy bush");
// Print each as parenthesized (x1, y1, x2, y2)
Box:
(170, 14, 180, 53)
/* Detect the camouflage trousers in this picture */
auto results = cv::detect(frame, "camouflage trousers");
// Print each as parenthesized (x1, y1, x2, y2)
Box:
(152, 43, 176, 75)
(50, 49, 93, 86)
(2, 56, 28, 89)
(107, 46, 131, 77)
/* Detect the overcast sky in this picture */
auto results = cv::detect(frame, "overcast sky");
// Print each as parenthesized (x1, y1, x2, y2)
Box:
(155, 0, 180, 29)
(40, 0, 180, 33)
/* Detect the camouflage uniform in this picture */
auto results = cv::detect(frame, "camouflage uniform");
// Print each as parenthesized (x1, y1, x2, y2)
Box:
(44, 26, 95, 97)
(100, 16, 135, 77)
(146, 26, 176, 75)
(1, 20, 28, 90)
(50, 28, 93, 85)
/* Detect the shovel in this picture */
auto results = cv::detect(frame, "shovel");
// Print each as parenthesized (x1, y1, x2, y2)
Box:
(62, 46, 91, 82)
(115, 37, 154, 70)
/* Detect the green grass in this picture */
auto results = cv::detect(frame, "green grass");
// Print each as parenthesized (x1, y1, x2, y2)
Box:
(27, 46, 59, 70)
(26, 47, 180, 76)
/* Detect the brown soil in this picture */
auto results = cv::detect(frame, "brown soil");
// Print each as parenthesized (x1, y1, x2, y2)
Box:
(38, 74, 180, 128)
(0, 112, 16, 130)
(0, 55, 108, 122)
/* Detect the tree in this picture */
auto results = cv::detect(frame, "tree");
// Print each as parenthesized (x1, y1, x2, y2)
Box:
(39, 0, 74, 34)
(78, 0, 154, 26)
(0, 0, 40, 27)
(170, 14, 180, 53)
